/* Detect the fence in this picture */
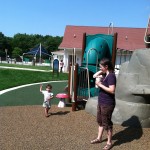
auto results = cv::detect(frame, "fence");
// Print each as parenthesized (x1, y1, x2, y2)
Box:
(115, 49, 133, 69)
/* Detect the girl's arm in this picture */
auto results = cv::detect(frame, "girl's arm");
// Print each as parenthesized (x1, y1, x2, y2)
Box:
(96, 81, 115, 94)
(50, 93, 54, 99)
(93, 70, 103, 78)
(40, 84, 43, 92)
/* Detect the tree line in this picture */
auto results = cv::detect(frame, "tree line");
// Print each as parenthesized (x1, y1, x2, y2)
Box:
(0, 32, 63, 59)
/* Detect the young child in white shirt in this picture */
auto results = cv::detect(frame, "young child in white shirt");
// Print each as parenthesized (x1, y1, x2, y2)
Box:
(40, 84, 53, 117)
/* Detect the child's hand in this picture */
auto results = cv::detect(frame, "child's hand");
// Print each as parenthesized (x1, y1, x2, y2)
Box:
(96, 81, 103, 88)
(40, 84, 43, 92)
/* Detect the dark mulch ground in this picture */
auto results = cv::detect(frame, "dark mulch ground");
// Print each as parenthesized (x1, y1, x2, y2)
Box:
(0, 105, 149, 150)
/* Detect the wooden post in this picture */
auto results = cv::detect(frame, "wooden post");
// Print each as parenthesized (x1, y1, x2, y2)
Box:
(67, 63, 72, 103)
(81, 33, 86, 62)
(72, 63, 78, 111)
(111, 32, 118, 67)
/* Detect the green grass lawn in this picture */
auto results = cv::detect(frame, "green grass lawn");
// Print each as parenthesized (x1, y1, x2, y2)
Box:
(0, 64, 69, 106)
(0, 68, 68, 90)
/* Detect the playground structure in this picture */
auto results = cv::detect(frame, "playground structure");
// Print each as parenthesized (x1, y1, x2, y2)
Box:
(112, 48, 150, 128)
(23, 43, 52, 65)
(67, 24, 118, 111)
(85, 17, 150, 128)
(112, 16, 150, 128)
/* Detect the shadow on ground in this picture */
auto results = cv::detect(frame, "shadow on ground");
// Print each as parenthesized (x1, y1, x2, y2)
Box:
(51, 111, 70, 115)
(112, 116, 143, 148)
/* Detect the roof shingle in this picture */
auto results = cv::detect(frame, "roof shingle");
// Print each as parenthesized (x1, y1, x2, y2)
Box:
(59, 25, 146, 50)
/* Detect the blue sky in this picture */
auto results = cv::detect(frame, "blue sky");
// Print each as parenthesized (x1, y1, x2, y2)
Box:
(0, 0, 149, 37)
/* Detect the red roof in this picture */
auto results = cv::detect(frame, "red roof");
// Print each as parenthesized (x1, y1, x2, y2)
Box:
(59, 25, 146, 51)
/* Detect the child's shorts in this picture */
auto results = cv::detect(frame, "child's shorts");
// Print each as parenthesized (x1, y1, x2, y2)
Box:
(43, 101, 51, 108)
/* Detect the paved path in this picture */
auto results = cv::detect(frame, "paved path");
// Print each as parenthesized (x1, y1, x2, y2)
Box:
(0, 82, 42, 95)
(0, 66, 52, 72)
(0, 80, 67, 95)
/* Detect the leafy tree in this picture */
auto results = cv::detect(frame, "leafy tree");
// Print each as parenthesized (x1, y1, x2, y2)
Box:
(12, 47, 22, 58)
(12, 33, 34, 51)
(0, 32, 63, 58)
(0, 32, 12, 57)
(0, 32, 5, 50)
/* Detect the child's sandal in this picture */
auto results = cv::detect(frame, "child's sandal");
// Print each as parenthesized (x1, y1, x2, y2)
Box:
(91, 138, 101, 144)
(102, 144, 112, 150)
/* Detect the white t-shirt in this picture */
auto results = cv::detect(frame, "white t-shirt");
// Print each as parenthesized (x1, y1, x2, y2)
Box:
(60, 62, 64, 67)
(41, 90, 53, 102)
